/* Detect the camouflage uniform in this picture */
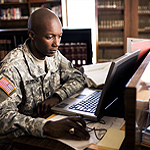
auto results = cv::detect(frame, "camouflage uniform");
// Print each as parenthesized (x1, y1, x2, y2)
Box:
(0, 39, 85, 148)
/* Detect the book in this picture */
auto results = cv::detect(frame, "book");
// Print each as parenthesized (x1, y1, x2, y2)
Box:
(80, 62, 112, 88)
(97, 128, 125, 150)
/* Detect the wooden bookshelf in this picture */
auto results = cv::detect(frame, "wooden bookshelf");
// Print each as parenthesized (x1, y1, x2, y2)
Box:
(138, 0, 150, 39)
(0, 0, 61, 61)
(0, 27, 92, 67)
(96, 0, 125, 62)
(0, 0, 61, 29)
(0, 1, 93, 67)
(95, 0, 142, 63)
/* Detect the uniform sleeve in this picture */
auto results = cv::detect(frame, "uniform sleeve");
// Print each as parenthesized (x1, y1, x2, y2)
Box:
(54, 51, 86, 100)
(0, 66, 48, 139)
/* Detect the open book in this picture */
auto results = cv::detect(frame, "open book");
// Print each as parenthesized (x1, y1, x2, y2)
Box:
(80, 62, 112, 88)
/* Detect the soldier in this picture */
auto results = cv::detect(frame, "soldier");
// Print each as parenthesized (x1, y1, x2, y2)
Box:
(0, 8, 90, 149)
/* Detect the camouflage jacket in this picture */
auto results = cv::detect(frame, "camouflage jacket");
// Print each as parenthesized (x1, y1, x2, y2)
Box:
(0, 39, 85, 140)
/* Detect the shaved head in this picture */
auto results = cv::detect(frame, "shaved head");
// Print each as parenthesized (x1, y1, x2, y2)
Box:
(27, 8, 63, 59)
(28, 8, 62, 34)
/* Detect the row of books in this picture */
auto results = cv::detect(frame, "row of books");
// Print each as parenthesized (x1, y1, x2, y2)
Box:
(98, 20, 124, 29)
(0, 0, 55, 3)
(0, 5, 61, 20)
(97, 0, 124, 9)
(59, 43, 88, 67)
(0, 8, 28, 20)
(0, 39, 88, 67)
(0, 0, 26, 3)
(0, 39, 12, 61)
(31, 5, 62, 18)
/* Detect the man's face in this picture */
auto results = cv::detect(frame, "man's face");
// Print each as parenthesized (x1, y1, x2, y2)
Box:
(32, 19, 62, 59)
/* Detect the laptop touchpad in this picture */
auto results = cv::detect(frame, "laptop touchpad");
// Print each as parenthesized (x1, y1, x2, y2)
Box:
(75, 94, 86, 99)
(55, 103, 68, 108)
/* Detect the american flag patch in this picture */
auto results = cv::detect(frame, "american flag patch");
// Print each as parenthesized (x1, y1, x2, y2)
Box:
(0, 77, 15, 95)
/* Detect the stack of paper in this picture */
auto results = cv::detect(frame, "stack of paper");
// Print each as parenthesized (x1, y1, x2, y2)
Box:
(81, 62, 112, 88)
(141, 125, 150, 148)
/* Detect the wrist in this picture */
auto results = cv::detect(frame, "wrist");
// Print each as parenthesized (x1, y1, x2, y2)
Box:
(43, 121, 51, 136)
(52, 93, 62, 102)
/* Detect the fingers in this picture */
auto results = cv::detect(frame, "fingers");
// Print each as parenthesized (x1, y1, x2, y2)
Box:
(37, 97, 60, 116)
(66, 116, 90, 140)
(43, 116, 90, 140)
(37, 102, 51, 116)
(69, 116, 86, 128)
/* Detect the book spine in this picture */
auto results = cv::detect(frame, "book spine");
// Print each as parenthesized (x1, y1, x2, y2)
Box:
(81, 42, 87, 65)
(0, 40, 6, 61)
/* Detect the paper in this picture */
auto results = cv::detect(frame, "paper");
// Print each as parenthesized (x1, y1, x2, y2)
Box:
(81, 62, 112, 88)
(97, 128, 125, 150)
(139, 62, 150, 90)
(48, 115, 125, 150)
(141, 62, 150, 84)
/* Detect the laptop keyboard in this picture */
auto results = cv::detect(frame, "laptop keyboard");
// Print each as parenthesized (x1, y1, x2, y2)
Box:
(69, 91, 101, 113)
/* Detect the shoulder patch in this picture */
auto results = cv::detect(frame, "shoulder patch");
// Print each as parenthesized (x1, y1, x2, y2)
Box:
(0, 77, 15, 95)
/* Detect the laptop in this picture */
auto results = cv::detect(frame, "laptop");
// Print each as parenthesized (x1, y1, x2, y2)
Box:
(52, 49, 141, 121)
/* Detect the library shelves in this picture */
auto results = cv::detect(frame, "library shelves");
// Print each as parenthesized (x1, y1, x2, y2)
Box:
(0, 0, 62, 61)
(96, 0, 125, 63)
(0, 0, 61, 28)
(138, 0, 150, 39)
(0, 1, 93, 67)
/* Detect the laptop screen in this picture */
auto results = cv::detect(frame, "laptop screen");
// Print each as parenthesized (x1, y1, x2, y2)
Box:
(95, 49, 141, 120)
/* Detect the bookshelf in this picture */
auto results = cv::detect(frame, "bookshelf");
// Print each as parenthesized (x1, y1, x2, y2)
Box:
(0, 1, 93, 67)
(96, 0, 125, 62)
(60, 29, 92, 67)
(138, 0, 150, 39)
(0, 28, 28, 60)
(0, 28, 92, 67)
(0, 0, 61, 29)
(0, 0, 62, 60)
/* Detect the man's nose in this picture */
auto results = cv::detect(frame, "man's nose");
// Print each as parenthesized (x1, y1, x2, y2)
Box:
(53, 36, 60, 47)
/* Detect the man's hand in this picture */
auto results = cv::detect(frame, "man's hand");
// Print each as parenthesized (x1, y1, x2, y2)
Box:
(43, 116, 90, 140)
(37, 97, 60, 117)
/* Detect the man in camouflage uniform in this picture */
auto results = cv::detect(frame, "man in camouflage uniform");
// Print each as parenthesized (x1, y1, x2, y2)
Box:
(0, 8, 90, 149)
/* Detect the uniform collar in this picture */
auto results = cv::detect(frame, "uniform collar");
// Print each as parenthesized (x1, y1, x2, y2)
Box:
(22, 39, 46, 78)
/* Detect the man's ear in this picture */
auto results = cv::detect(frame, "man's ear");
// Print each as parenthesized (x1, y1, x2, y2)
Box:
(29, 30, 35, 40)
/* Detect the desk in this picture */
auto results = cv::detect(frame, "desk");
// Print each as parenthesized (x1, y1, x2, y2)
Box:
(12, 114, 125, 150)
(12, 127, 125, 150)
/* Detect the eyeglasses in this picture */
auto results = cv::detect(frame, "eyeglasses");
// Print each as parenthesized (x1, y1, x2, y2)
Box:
(86, 119, 107, 140)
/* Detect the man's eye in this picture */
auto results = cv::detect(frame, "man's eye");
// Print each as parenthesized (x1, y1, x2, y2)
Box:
(47, 36, 53, 39)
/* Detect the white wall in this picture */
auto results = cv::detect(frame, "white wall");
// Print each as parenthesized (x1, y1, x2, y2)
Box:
(61, 0, 96, 63)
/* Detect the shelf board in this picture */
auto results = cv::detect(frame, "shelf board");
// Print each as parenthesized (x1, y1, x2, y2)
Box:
(0, 2, 28, 5)
(138, 29, 150, 33)
(98, 27, 124, 31)
(0, 28, 28, 32)
(1, 18, 28, 21)
(98, 43, 124, 47)
(97, 6, 124, 10)
(138, 12, 150, 15)
(97, 59, 114, 63)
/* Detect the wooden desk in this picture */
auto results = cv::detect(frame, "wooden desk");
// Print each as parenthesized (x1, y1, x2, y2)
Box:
(12, 114, 125, 150)
(12, 127, 125, 150)
(13, 136, 75, 150)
